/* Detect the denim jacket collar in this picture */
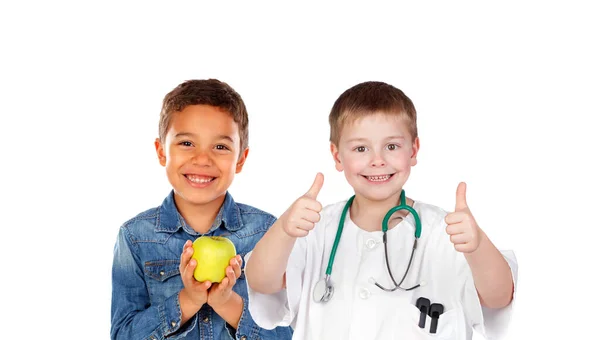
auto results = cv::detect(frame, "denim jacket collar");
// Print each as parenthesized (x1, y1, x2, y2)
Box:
(156, 191, 242, 234)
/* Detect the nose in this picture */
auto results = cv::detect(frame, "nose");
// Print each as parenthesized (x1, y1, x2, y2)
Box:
(191, 150, 213, 166)
(370, 152, 386, 168)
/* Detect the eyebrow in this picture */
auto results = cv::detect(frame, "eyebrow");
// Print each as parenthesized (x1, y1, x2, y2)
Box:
(216, 135, 235, 143)
(174, 132, 196, 139)
(346, 136, 406, 143)
(174, 132, 235, 143)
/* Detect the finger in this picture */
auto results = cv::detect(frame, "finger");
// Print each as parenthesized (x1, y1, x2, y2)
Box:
(301, 210, 321, 224)
(295, 219, 316, 231)
(445, 211, 466, 225)
(291, 228, 309, 238)
(445, 223, 464, 236)
(181, 258, 197, 286)
(218, 277, 230, 293)
(454, 243, 474, 253)
(179, 245, 194, 273)
(299, 197, 323, 213)
(450, 233, 470, 244)
(230, 257, 242, 278)
(455, 182, 468, 211)
(226, 266, 237, 287)
(186, 258, 197, 277)
(197, 280, 212, 291)
(305, 172, 324, 199)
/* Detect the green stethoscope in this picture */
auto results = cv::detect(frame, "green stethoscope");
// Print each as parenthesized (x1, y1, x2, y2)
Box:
(313, 190, 423, 303)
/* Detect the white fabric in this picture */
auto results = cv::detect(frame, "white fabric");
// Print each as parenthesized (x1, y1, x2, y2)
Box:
(246, 200, 518, 340)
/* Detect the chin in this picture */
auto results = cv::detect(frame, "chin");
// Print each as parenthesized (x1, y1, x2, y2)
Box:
(175, 189, 217, 205)
(356, 188, 402, 202)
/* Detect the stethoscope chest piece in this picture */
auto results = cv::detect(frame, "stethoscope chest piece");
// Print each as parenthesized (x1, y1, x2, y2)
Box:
(313, 276, 334, 303)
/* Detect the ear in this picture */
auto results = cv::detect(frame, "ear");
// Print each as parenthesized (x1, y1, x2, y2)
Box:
(330, 142, 344, 172)
(155, 138, 167, 167)
(235, 148, 249, 173)
(410, 137, 420, 166)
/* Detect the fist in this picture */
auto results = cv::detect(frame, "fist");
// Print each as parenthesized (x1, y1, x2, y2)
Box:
(444, 182, 482, 253)
(280, 173, 324, 238)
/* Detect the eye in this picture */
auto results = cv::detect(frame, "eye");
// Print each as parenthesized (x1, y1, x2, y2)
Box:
(387, 144, 398, 151)
(355, 146, 367, 153)
(179, 141, 193, 147)
(215, 144, 231, 151)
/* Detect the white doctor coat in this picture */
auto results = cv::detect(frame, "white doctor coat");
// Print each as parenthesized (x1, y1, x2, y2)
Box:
(246, 199, 518, 340)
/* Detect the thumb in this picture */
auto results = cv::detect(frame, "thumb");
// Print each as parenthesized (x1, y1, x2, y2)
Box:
(305, 172, 324, 199)
(455, 182, 468, 211)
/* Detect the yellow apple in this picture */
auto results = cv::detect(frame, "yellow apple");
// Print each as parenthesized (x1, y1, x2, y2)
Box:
(191, 236, 237, 283)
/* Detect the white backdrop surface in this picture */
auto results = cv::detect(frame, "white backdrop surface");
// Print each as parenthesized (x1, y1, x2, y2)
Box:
(1, 1, 598, 339)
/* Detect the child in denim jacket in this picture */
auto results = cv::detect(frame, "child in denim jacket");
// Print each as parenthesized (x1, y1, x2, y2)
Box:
(111, 79, 293, 340)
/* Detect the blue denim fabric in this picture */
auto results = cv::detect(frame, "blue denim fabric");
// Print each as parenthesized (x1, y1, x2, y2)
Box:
(111, 191, 293, 340)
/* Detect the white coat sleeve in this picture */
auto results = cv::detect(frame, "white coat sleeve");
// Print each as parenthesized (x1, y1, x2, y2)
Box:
(462, 250, 518, 339)
(245, 237, 307, 330)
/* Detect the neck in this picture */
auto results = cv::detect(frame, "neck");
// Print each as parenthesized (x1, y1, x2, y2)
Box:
(174, 193, 226, 234)
(349, 191, 413, 232)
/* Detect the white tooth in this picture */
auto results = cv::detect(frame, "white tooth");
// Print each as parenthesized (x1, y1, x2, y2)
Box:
(368, 175, 390, 181)
(188, 176, 212, 183)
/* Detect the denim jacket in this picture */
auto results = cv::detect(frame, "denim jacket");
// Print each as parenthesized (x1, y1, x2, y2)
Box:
(111, 191, 293, 340)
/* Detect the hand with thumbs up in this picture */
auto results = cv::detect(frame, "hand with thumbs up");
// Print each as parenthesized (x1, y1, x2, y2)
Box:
(279, 173, 324, 238)
(444, 182, 482, 253)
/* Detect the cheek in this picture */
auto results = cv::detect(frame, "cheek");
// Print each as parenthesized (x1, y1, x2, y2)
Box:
(166, 149, 186, 167)
(341, 154, 367, 172)
(216, 155, 238, 172)
(389, 150, 413, 167)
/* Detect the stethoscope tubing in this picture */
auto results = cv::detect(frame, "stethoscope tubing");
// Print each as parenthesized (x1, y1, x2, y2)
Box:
(314, 190, 422, 303)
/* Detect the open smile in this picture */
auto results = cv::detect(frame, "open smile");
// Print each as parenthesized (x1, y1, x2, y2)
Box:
(362, 173, 395, 182)
(184, 174, 216, 187)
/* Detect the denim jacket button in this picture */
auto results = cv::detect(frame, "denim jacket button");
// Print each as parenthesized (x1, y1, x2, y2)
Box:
(240, 336, 247, 340)
(171, 321, 176, 327)
(160, 271, 165, 276)
(203, 316, 209, 323)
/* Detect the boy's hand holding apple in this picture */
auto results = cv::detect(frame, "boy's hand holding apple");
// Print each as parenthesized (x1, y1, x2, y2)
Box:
(179, 240, 212, 310)
(179, 236, 242, 310)
(206, 254, 242, 309)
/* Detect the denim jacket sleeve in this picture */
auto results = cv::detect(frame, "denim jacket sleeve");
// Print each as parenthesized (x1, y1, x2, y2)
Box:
(234, 298, 256, 339)
(111, 226, 194, 340)
(223, 295, 262, 340)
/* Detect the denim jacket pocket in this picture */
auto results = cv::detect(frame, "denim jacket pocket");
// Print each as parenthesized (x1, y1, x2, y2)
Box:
(144, 260, 183, 302)
(145, 260, 180, 281)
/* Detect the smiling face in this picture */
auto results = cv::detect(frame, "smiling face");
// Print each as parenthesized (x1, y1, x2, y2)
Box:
(155, 104, 247, 212)
(331, 112, 419, 203)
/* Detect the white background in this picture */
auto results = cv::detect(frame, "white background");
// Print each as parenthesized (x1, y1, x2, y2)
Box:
(1, 1, 598, 339)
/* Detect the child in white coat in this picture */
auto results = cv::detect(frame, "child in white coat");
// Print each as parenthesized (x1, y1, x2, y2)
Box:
(245, 81, 517, 339)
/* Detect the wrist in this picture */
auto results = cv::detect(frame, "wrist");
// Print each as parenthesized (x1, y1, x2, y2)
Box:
(465, 229, 488, 259)
(211, 291, 240, 314)
(179, 289, 204, 313)
(275, 219, 297, 241)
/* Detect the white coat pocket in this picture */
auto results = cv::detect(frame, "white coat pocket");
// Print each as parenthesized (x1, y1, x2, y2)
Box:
(401, 304, 458, 339)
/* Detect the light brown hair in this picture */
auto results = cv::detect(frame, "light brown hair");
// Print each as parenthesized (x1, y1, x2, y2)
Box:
(329, 81, 418, 145)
